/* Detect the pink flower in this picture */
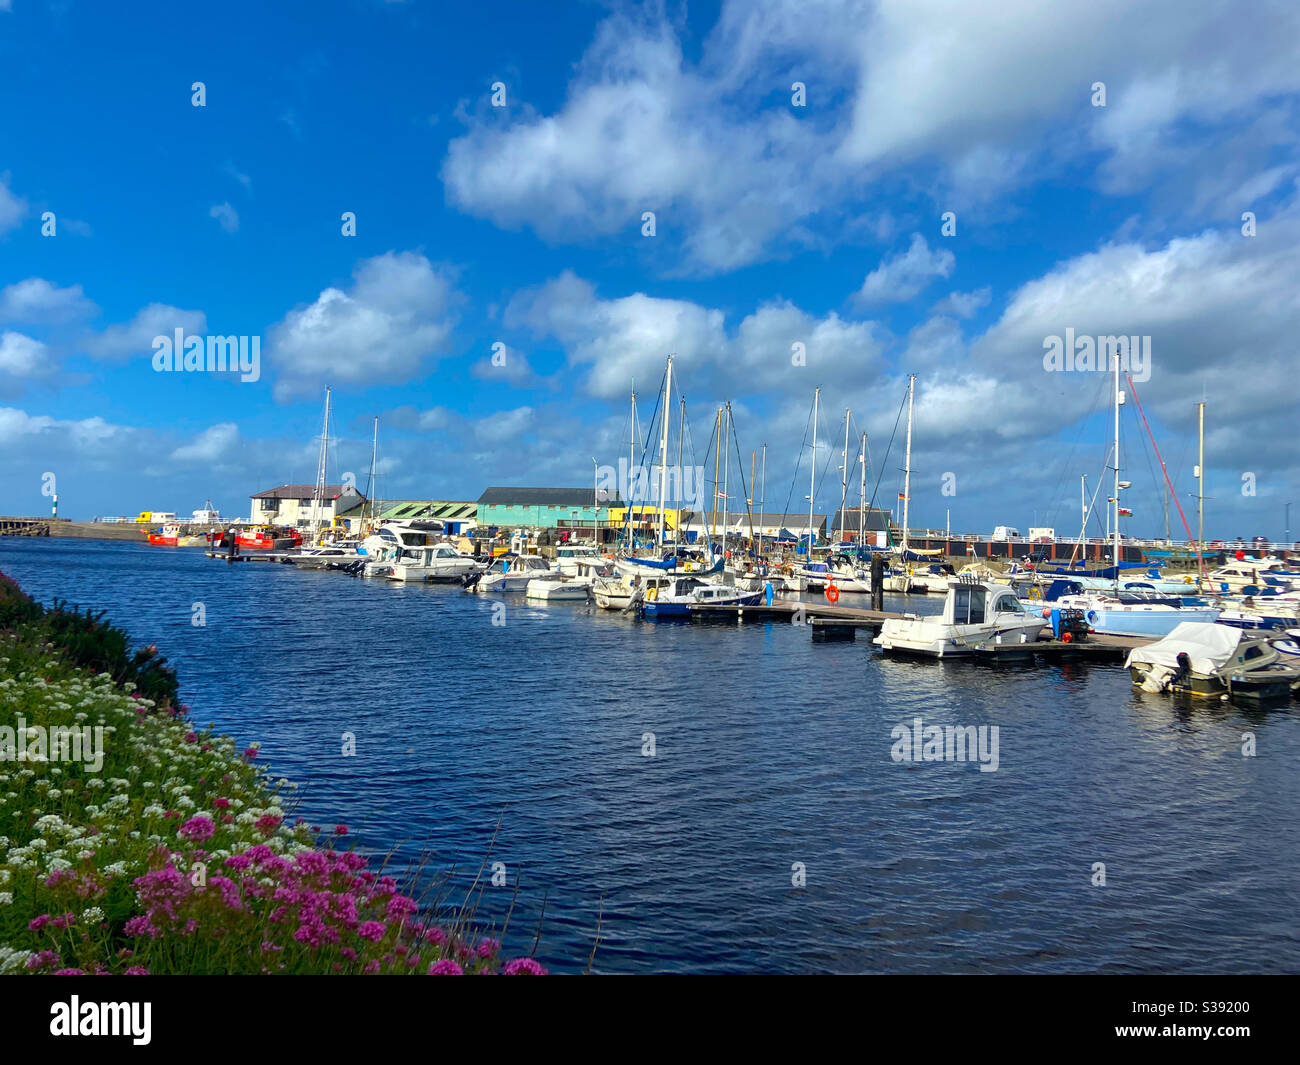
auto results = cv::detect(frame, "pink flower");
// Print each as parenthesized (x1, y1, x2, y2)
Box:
(255, 814, 282, 836)
(28, 915, 50, 932)
(476, 938, 499, 959)
(334, 825, 348, 836)
(243, 747, 258, 760)
(184, 731, 197, 743)
(428, 960, 463, 975)
(212, 797, 230, 809)
(503, 957, 548, 976)
(54, 968, 86, 976)
(178, 815, 216, 842)
(356, 921, 386, 942)
(123, 967, 150, 975)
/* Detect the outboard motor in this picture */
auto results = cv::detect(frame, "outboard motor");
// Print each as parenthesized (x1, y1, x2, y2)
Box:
(1173, 651, 1192, 688)
(463, 569, 483, 590)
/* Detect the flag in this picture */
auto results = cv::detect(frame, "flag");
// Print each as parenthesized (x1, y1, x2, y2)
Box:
(1118, 507, 1132, 517)
(716, 489, 727, 499)
(897, 493, 907, 501)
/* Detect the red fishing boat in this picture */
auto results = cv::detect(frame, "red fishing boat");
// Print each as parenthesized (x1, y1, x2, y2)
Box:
(234, 525, 303, 551)
(147, 523, 206, 547)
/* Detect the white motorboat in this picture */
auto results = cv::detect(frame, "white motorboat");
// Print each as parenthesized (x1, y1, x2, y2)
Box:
(1043, 587, 1221, 638)
(1125, 622, 1300, 700)
(525, 578, 591, 601)
(388, 543, 482, 582)
(639, 575, 764, 619)
(467, 554, 559, 593)
(874, 578, 1046, 657)
(1205, 560, 1299, 595)
(907, 562, 958, 594)
(554, 543, 605, 576)
(359, 520, 446, 578)
(525, 557, 611, 601)
(594, 571, 672, 610)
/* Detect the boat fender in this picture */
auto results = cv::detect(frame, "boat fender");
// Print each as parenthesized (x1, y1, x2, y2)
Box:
(1086, 610, 1098, 624)
(1061, 631, 1073, 643)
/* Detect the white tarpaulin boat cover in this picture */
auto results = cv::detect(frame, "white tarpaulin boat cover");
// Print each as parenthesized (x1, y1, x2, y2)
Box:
(1124, 621, 1243, 674)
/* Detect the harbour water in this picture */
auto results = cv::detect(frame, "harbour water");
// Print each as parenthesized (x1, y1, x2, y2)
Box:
(2, 537, 1297, 973)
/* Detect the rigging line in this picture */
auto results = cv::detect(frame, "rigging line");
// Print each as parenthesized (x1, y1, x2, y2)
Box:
(1043, 368, 1111, 530)
(864, 385, 909, 522)
(620, 365, 668, 542)
(726, 411, 756, 550)
(780, 397, 816, 531)
(1126, 373, 1204, 581)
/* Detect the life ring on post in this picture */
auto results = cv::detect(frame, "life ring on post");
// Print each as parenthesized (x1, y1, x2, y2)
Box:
(825, 582, 840, 604)
(1028, 585, 1042, 601)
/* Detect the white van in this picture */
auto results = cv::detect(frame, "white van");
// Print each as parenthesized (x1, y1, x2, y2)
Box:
(1028, 527, 1055, 543)
(991, 526, 1022, 542)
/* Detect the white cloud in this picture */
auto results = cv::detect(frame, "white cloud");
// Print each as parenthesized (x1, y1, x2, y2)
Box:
(441, 1, 1300, 272)
(209, 202, 240, 233)
(931, 287, 991, 319)
(0, 172, 26, 233)
(507, 270, 887, 400)
(0, 279, 97, 324)
(268, 251, 460, 400)
(0, 331, 48, 376)
(84, 303, 207, 361)
(224, 163, 252, 194)
(171, 423, 239, 463)
(855, 234, 954, 305)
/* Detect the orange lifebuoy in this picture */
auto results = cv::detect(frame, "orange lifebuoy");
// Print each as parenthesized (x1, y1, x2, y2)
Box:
(1061, 631, 1074, 643)
(825, 583, 840, 604)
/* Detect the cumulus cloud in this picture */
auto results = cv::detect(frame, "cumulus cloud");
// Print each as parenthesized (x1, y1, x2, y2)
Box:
(84, 304, 207, 361)
(0, 331, 48, 377)
(506, 270, 888, 401)
(171, 422, 240, 463)
(441, 0, 1300, 273)
(0, 279, 98, 324)
(0, 172, 26, 233)
(931, 287, 991, 319)
(268, 251, 461, 400)
(855, 234, 955, 305)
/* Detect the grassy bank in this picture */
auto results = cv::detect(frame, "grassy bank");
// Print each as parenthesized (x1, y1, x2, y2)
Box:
(0, 571, 545, 975)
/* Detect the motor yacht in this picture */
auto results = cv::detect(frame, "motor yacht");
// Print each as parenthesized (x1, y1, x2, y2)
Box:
(873, 578, 1046, 657)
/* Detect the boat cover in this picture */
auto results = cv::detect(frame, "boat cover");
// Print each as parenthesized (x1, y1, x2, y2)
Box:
(1124, 621, 1243, 674)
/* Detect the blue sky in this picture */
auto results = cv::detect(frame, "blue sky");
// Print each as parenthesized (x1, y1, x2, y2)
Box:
(2, 0, 1299, 540)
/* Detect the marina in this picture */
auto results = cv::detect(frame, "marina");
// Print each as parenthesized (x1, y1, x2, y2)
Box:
(3, 534, 1298, 978)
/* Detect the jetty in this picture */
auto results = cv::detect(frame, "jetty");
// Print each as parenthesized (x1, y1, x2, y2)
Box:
(687, 600, 1143, 660)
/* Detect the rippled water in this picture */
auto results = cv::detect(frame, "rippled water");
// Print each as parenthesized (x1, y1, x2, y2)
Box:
(3, 538, 1297, 973)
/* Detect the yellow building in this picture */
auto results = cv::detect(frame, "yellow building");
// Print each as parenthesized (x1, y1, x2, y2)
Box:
(606, 505, 690, 531)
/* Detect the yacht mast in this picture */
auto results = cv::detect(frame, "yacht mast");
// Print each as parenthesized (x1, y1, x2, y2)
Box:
(840, 409, 850, 544)
(311, 385, 332, 543)
(677, 396, 686, 543)
(658, 356, 673, 548)
(759, 444, 766, 559)
(365, 415, 378, 531)
(1112, 351, 1122, 571)
(722, 402, 731, 561)
(858, 432, 867, 546)
(1197, 400, 1206, 586)
(809, 387, 820, 557)
(628, 384, 637, 549)
(902, 375, 914, 553)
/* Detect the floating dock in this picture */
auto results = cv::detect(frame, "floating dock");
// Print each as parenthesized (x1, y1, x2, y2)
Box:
(688, 601, 1144, 660)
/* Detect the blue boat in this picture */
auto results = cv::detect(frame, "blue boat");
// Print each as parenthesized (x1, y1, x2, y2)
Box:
(639, 575, 764, 619)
